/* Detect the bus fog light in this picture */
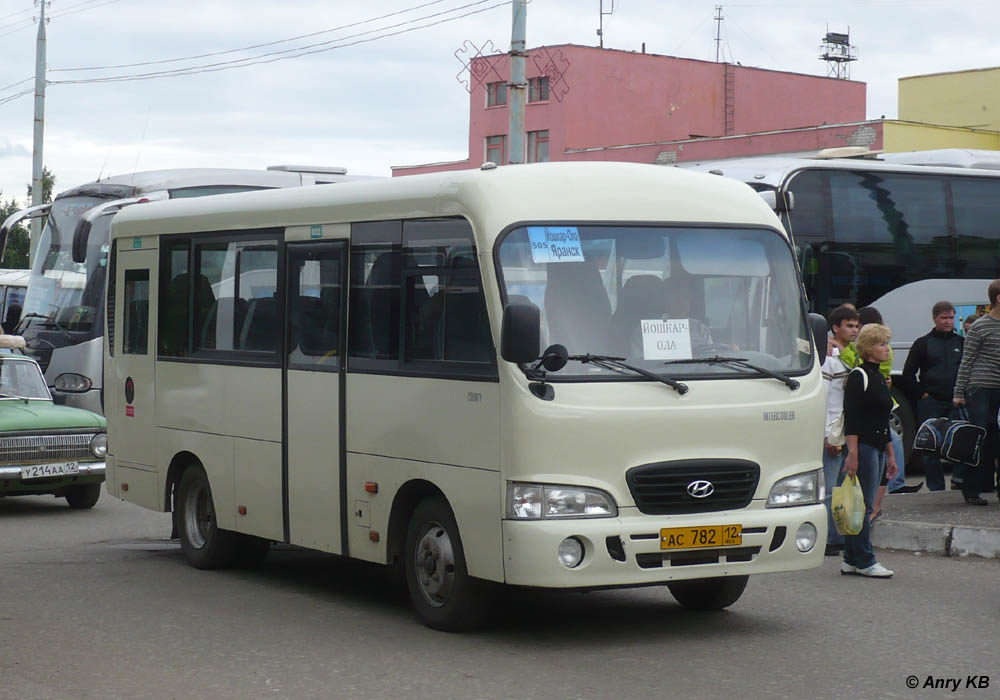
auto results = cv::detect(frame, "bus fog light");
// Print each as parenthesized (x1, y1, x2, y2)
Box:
(558, 537, 584, 568)
(795, 523, 817, 552)
(54, 373, 92, 393)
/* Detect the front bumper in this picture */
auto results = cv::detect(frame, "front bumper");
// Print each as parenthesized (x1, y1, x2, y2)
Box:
(502, 502, 826, 588)
(0, 461, 106, 495)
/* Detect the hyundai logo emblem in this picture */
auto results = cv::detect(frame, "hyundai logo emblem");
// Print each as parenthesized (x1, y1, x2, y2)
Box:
(687, 480, 715, 498)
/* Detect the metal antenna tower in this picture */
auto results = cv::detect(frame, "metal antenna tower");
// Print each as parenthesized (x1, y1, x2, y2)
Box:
(819, 26, 857, 79)
(714, 6, 724, 62)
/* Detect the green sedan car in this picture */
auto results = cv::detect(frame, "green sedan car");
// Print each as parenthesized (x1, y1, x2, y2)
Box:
(0, 339, 107, 509)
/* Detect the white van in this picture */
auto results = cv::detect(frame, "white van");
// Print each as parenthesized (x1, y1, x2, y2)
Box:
(104, 162, 829, 630)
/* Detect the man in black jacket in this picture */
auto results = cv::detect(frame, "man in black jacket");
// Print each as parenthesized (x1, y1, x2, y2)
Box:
(902, 301, 964, 491)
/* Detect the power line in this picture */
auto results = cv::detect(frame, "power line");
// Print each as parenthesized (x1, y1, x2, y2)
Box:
(50, 0, 510, 85)
(52, 0, 451, 72)
(0, 76, 34, 94)
(0, 0, 123, 36)
(0, 88, 33, 107)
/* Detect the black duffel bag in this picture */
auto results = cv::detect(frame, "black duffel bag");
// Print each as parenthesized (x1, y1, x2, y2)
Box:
(913, 407, 985, 467)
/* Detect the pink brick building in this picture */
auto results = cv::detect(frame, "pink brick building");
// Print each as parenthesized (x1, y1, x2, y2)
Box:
(393, 44, 868, 175)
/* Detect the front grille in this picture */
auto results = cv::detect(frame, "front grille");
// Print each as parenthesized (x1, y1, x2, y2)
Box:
(626, 459, 760, 515)
(0, 433, 97, 465)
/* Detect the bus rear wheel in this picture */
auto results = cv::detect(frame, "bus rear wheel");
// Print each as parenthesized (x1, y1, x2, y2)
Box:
(64, 483, 101, 509)
(177, 465, 245, 569)
(404, 496, 494, 631)
(667, 575, 748, 610)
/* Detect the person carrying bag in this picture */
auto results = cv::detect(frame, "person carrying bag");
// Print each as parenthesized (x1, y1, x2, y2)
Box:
(839, 324, 898, 579)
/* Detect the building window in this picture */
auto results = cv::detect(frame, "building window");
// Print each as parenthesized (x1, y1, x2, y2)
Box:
(528, 76, 550, 102)
(486, 81, 507, 107)
(485, 135, 506, 164)
(527, 130, 549, 163)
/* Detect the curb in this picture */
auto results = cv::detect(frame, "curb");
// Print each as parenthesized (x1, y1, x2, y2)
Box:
(872, 520, 1000, 559)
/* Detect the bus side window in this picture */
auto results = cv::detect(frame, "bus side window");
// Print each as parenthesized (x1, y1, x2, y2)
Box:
(123, 269, 150, 355)
(349, 221, 402, 366)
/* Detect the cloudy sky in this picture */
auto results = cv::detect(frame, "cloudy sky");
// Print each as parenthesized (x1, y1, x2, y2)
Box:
(1, 0, 998, 203)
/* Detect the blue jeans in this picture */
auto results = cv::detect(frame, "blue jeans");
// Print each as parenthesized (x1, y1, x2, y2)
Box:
(839, 443, 885, 570)
(917, 396, 953, 490)
(823, 447, 846, 546)
(886, 429, 906, 492)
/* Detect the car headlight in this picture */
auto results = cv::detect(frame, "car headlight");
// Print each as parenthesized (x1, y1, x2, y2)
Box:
(766, 469, 823, 508)
(54, 373, 92, 393)
(90, 433, 108, 458)
(507, 482, 618, 519)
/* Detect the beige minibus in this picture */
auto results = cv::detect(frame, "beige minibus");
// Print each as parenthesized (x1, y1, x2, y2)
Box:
(104, 161, 829, 630)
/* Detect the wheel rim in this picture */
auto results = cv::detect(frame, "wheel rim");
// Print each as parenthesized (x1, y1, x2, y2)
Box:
(413, 520, 456, 608)
(183, 481, 213, 549)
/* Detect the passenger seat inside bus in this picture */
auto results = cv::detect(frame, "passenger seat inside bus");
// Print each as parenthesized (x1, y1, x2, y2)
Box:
(543, 261, 613, 355)
(611, 274, 664, 357)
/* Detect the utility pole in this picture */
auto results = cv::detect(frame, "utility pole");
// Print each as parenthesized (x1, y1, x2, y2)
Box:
(598, 0, 615, 49)
(31, 0, 48, 267)
(508, 0, 527, 165)
(714, 5, 724, 62)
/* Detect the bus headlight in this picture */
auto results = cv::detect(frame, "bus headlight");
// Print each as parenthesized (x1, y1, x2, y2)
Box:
(54, 373, 92, 393)
(507, 482, 618, 519)
(766, 469, 823, 507)
(90, 433, 108, 458)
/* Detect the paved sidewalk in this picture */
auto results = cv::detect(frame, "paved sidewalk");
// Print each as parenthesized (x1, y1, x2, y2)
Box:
(871, 478, 1000, 559)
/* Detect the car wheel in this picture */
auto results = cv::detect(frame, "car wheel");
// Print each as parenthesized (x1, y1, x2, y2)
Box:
(176, 465, 242, 569)
(404, 496, 494, 631)
(64, 483, 101, 509)
(667, 575, 749, 610)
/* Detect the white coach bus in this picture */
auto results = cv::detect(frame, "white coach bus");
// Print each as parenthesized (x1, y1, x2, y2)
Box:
(104, 161, 829, 630)
(0, 166, 368, 414)
(685, 148, 1000, 458)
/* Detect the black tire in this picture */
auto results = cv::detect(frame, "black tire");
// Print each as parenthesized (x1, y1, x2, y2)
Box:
(404, 496, 495, 631)
(890, 387, 916, 468)
(64, 483, 101, 509)
(667, 575, 749, 611)
(176, 465, 243, 569)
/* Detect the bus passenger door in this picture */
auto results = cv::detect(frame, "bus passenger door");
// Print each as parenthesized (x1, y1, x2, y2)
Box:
(284, 241, 346, 554)
(110, 247, 158, 468)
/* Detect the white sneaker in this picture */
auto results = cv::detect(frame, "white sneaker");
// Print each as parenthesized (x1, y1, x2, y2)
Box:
(857, 562, 894, 578)
(840, 562, 858, 576)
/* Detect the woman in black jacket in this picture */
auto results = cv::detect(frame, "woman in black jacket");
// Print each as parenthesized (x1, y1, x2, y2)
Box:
(841, 323, 899, 579)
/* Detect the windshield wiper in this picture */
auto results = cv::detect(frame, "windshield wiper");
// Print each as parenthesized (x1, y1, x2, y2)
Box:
(0, 393, 32, 403)
(572, 353, 689, 395)
(663, 355, 800, 390)
(16, 312, 73, 341)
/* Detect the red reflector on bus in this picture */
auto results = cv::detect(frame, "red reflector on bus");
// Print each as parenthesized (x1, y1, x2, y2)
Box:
(364, 482, 378, 494)
(369, 531, 380, 543)
(238, 505, 247, 515)
(121, 483, 128, 492)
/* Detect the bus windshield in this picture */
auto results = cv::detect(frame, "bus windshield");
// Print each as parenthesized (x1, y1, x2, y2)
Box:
(497, 225, 812, 378)
(19, 195, 110, 347)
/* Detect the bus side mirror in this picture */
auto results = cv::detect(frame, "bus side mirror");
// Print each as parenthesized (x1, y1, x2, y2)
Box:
(72, 218, 92, 264)
(757, 190, 794, 213)
(501, 301, 540, 364)
(808, 312, 827, 360)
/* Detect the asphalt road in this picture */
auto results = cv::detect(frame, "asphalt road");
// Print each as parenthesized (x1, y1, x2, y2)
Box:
(1, 493, 997, 700)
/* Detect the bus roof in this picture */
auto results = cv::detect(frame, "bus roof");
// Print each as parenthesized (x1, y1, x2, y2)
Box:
(681, 149, 1000, 189)
(109, 161, 786, 251)
(54, 167, 372, 203)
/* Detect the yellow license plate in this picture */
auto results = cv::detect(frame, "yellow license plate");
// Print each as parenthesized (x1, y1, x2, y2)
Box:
(660, 524, 742, 550)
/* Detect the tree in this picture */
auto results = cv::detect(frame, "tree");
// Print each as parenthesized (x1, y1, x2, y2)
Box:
(0, 197, 29, 268)
(25, 166, 56, 204)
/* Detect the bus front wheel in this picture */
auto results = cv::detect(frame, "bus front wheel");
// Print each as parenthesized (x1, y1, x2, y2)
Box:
(667, 575, 748, 610)
(404, 496, 494, 631)
(177, 465, 245, 569)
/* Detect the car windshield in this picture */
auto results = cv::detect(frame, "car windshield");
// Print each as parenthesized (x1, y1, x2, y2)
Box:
(0, 357, 51, 399)
(497, 225, 812, 378)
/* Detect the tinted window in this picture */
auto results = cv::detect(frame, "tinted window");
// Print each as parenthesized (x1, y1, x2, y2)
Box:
(952, 176, 1000, 279)
(159, 240, 190, 357)
(288, 243, 343, 370)
(349, 221, 401, 364)
(123, 269, 149, 355)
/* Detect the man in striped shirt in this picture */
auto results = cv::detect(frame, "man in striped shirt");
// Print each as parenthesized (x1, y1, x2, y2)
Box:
(953, 279, 1000, 505)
